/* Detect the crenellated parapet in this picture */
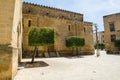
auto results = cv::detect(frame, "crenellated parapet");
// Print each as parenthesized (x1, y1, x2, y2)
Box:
(23, 2, 83, 21)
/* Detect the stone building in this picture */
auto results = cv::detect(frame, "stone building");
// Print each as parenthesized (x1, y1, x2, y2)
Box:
(0, 0, 22, 79)
(22, 2, 94, 57)
(104, 13, 120, 51)
(0, 1, 94, 79)
(93, 31, 104, 45)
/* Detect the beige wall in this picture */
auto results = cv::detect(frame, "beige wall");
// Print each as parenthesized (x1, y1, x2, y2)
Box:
(12, 0, 23, 78)
(0, 0, 22, 79)
(23, 2, 83, 22)
(81, 22, 94, 53)
(104, 13, 120, 51)
(0, 0, 15, 44)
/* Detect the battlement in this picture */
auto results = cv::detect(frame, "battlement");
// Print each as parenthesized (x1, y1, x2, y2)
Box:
(23, 2, 83, 21)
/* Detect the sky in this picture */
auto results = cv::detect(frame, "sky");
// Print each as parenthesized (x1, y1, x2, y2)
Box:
(24, 0, 120, 31)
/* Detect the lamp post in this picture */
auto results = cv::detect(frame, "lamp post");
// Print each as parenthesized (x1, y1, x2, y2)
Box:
(94, 24, 100, 57)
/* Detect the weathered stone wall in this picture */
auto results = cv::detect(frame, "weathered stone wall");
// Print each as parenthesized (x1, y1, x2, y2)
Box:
(80, 22, 94, 54)
(23, 14, 80, 51)
(104, 13, 120, 51)
(12, 0, 23, 78)
(22, 2, 94, 55)
(0, 0, 22, 79)
(0, 45, 12, 80)
(23, 2, 83, 22)
(0, 0, 14, 79)
(0, 0, 14, 44)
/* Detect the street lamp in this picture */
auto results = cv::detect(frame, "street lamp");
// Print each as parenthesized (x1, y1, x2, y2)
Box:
(94, 24, 100, 57)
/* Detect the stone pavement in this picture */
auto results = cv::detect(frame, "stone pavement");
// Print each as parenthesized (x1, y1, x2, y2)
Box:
(14, 51, 120, 80)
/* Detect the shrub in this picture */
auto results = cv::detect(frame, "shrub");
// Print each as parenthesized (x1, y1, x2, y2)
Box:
(94, 43, 105, 49)
(114, 39, 120, 48)
(66, 36, 85, 48)
(28, 27, 54, 46)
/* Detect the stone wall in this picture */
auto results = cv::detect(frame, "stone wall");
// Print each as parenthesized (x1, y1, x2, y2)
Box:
(23, 14, 83, 50)
(81, 22, 94, 54)
(0, 45, 12, 80)
(0, 0, 14, 44)
(23, 2, 83, 22)
(22, 2, 94, 56)
(0, 0, 22, 79)
(11, 0, 23, 79)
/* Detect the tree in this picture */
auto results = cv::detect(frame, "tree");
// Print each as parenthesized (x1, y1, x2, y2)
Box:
(66, 36, 85, 55)
(114, 39, 120, 50)
(28, 27, 54, 62)
(94, 43, 105, 50)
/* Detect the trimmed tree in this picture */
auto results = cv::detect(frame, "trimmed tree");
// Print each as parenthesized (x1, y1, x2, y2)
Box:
(94, 43, 105, 50)
(66, 36, 85, 55)
(114, 39, 120, 50)
(28, 27, 54, 62)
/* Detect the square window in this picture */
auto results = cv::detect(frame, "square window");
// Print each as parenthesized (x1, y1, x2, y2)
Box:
(109, 23, 115, 31)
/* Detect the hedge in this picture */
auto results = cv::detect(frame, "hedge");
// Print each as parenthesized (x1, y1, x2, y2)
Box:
(28, 27, 54, 46)
(66, 36, 85, 48)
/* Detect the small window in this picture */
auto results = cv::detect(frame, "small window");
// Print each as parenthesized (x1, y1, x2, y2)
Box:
(111, 35, 116, 42)
(28, 20, 31, 27)
(68, 25, 71, 31)
(84, 28, 86, 32)
(109, 23, 115, 31)
(46, 12, 49, 15)
(28, 10, 31, 13)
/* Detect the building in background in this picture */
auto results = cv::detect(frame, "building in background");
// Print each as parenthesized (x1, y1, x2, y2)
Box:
(103, 13, 120, 51)
(93, 31, 104, 45)
(22, 2, 94, 57)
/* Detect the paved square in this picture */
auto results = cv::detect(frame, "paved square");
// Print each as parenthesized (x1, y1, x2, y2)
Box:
(14, 51, 120, 80)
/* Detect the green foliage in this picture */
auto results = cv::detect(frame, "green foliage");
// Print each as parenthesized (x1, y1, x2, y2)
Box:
(28, 27, 54, 46)
(94, 43, 105, 49)
(114, 39, 120, 47)
(66, 36, 85, 48)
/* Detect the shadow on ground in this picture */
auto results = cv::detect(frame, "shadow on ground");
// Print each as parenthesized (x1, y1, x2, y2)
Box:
(19, 61, 49, 68)
(65, 55, 84, 59)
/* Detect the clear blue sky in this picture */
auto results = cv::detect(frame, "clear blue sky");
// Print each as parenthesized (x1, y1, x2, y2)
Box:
(24, 0, 120, 31)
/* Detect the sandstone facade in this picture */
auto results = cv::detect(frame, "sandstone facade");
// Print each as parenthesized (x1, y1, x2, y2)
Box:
(22, 2, 94, 57)
(0, 0, 22, 79)
(104, 13, 120, 51)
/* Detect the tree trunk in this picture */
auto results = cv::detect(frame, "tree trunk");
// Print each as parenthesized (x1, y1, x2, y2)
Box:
(76, 47, 79, 55)
(48, 46, 50, 56)
(72, 47, 75, 56)
(31, 46, 38, 63)
(73, 47, 79, 56)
